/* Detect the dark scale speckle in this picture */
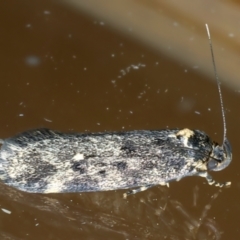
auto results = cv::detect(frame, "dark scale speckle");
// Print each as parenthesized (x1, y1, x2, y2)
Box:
(85, 154, 97, 159)
(142, 161, 157, 170)
(155, 139, 165, 146)
(95, 162, 107, 167)
(188, 130, 212, 149)
(99, 170, 106, 175)
(121, 140, 136, 156)
(72, 162, 86, 174)
(113, 161, 127, 171)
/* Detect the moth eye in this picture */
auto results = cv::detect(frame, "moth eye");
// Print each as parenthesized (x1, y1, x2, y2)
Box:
(207, 159, 218, 170)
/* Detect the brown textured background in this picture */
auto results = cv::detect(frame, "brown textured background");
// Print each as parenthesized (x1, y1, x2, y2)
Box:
(0, 0, 239, 239)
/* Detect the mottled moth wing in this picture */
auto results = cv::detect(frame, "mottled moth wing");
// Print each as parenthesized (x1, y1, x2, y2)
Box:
(0, 128, 215, 193)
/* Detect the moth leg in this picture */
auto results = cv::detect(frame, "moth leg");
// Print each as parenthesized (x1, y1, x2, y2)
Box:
(123, 182, 170, 198)
(123, 184, 153, 199)
(199, 172, 231, 187)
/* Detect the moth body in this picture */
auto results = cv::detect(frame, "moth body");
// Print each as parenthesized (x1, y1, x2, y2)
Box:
(0, 128, 231, 193)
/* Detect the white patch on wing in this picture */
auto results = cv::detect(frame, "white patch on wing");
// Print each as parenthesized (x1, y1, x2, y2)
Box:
(72, 153, 84, 161)
(176, 128, 194, 148)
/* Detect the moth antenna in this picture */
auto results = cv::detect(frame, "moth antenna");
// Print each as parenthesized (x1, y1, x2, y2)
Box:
(205, 24, 227, 145)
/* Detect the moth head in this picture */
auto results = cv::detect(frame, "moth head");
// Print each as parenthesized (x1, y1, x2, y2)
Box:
(208, 139, 232, 171)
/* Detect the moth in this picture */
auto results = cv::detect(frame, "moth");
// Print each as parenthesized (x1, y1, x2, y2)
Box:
(0, 24, 232, 195)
